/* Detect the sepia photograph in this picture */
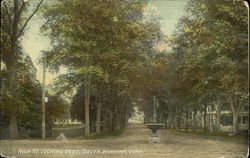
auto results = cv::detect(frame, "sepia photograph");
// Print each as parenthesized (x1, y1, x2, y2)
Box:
(0, 0, 249, 157)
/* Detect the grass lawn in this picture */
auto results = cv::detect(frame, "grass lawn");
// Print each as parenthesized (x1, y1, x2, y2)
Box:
(165, 128, 248, 141)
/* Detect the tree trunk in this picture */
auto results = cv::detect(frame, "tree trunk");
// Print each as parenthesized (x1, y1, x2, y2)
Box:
(5, 0, 43, 139)
(105, 107, 112, 131)
(84, 75, 91, 135)
(164, 114, 168, 129)
(8, 0, 19, 139)
(102, 107, 108, 131)
(203, 104, 207, 132)
(113, 106, 119, 129)
(185, 106, 189, 132)
(9, 109, 18, 139)
(110, 108, 114, 131)
(173, 107, 177, 129)
(230, 95, 239, 134)
(215, 95, 221, 132)
(192, 108, 197, 132)
(178, 108, 182, 131)
(123, 108, 128, 127)
(120, 108, 125, 128)
(123, 108, 129, 127)
(169, 106, 173, 129)
(7, 62, 18, 139)
(116, 111, 121, 129)
(96, 101, 101, 133)
(113, 113, 116, 130)
(143, 114, 147, 124)
(232, 111, 239, 134)
(41, 55, 46, 138)
(123, 111, 126, 128)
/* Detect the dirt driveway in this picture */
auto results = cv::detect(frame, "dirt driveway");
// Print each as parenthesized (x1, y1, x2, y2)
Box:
(0, 123, 248, 158)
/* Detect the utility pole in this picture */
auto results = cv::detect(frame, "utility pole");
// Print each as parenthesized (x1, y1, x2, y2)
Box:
(42, 55, 46, 138)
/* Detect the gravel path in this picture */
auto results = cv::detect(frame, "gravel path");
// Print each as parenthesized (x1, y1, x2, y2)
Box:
(0, 123, 248, 158)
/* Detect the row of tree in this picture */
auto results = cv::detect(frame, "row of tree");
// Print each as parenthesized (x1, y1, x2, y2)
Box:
(40, 0, 248, 135)
(0, 0, 69, 139)
(40, 0, 165, 135)
(146, 0, 248, 134)
(1, 0, 247, 139)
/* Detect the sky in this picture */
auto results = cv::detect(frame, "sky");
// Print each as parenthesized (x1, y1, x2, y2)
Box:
(21, 0, 187, 86)
(149, 0, 187, 35)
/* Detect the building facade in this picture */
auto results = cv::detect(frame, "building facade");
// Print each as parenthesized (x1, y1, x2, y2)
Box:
(196, 103, 248, 133)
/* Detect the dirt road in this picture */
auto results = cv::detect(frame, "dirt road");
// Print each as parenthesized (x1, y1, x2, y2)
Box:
(0, 123, 248, 158)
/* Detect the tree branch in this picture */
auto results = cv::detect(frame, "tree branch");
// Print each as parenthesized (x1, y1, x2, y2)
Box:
(3, 2, 13, 34)
(16, 0, 44, 40)
(16, 0, 26, 23)
(2, 14, 12, 35)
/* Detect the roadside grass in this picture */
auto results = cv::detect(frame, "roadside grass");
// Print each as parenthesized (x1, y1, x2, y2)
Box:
(52, 124, 83, 130)
(75, 128, 126, 140)
(0, 137, 55, 141)
(1, 128, 125, 140)
(165, 128, 248, 140)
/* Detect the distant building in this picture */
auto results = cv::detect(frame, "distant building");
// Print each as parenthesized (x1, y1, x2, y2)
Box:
(196, 103, 248, 133)
(54, 118, 82, 126)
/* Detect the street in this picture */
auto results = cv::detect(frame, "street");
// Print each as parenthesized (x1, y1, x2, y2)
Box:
(0, 123, 248, 158)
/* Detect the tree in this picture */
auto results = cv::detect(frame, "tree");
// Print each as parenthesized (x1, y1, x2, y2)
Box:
(45, 95, 70, 127)
(41, 0, 163, 135)
(1, 0, 44, 138)
(169, 0, 248, 133)
(0, 54, 43, 138)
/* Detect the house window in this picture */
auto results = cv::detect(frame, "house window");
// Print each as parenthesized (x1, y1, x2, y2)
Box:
(220, 115, 233, 126)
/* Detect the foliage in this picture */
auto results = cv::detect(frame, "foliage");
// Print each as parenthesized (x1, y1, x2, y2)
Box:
(41, 0, 164, 132)
(170, 0, 248, 101)
(160, 0, 248, 133)
(0, 55, 43, 138)
(1, 0, 44, 138)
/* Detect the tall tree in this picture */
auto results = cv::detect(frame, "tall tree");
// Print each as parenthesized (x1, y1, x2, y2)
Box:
(169, 0, 248, 133)
(41, 0, 163, 135)
(1, 0, 44, 138)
